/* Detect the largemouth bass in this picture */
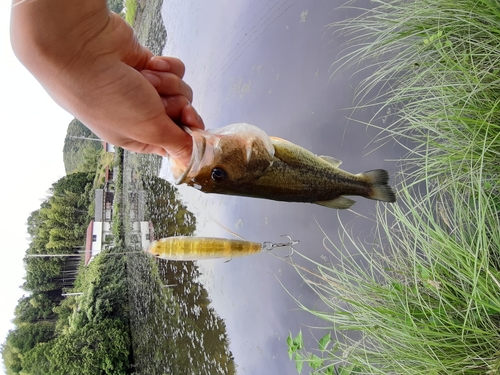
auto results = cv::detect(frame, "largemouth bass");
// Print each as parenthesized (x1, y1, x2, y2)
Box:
(169, 123, 396, 209)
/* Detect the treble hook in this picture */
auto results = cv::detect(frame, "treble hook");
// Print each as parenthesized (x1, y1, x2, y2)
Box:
(262, 235, 299, 257)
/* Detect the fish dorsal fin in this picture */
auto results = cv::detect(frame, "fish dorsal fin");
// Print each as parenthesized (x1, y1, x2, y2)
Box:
(319, 155, 342, 167)
(269, 136, 291, 143)
(315, 196, 355, 209)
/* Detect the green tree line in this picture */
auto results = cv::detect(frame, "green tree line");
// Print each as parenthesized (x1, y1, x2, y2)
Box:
(3, 157, 236, 374)
(63, 118, 103, 174)
(1, 172, 100, 374)
(5, 247, 132, 375)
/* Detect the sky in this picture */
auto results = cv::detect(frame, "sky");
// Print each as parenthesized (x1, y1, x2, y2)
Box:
(0, 0, 72, 365)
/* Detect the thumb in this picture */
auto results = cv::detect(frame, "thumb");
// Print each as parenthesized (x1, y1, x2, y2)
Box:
(145, 115, 194, 165)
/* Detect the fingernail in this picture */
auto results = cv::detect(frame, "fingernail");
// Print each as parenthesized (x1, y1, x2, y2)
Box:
(190, 106, 204, 126)
(150, 58, 170, 71)
(191, 107, 204, 127)
(182, 105, 204, 129)
(142, 71, 160, 87)
(197, 113, 204, 128)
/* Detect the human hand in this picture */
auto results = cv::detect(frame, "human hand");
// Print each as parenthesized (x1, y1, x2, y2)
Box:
(11, 0, 203, 164)
(141, 55, 205, 133)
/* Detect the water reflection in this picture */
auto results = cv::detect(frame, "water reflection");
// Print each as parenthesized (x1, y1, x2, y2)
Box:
(126, 173, 236, 373)
(127, 252, 236, 374)
(127, 0, 406, 374)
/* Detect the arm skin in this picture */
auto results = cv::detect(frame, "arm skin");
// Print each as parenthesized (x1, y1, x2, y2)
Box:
(10, 0, 204, 164)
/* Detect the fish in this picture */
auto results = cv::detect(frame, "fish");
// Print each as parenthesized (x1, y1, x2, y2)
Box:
(168, 123, 396, 209)
(147, 236, 296, 261)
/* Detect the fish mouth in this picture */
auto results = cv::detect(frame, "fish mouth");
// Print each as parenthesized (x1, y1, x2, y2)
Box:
(168, 127, 212, 185)
(168, 123, 276, 186)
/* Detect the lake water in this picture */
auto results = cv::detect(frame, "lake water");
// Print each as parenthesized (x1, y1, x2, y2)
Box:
(127, 0, 405, 374)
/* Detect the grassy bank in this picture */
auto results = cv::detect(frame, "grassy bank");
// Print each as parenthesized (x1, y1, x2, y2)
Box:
(288, 0, 500, 374)
(112, 147, 124, 245)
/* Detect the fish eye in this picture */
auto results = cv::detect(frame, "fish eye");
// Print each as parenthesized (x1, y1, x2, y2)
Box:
(211, 168, 227, 182)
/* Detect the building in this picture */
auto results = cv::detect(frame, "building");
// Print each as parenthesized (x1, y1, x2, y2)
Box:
(102, 141, 115, 153)
(84, 189, 153, 265)
(84, 186, 115, 265)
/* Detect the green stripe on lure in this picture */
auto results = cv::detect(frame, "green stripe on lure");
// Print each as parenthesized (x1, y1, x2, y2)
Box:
(169, 123, 396, 210)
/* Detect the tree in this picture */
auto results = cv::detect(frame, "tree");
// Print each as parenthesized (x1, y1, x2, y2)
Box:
(26, 207, 44, 239)
(21, 341, 53, 375)
(2, 340, 22, 375)
(27, 202, 51, 247)
(2, 321, 56, 374)
(31, 191, 86, 252)
(63, 118, 101, 173)
(14, 293, 57, 325)
(23, 257, 63, 292)
(80, 147, 103, 173)
(52, 172, 94, 197)
(107, 0, 124, 14)
(49, 319, 129, 375)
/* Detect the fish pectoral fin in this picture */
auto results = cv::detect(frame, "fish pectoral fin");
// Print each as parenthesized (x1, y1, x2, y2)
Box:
(316, 196, 356, 210)
(319, 155, 342, 167)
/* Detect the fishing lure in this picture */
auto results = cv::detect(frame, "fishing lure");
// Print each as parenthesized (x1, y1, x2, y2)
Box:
(147, 235, 298, 261)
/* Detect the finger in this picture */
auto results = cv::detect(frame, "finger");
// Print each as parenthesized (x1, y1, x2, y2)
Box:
(146, 56, 186, 78)
(121, 141, 168, 157)
(181, 104, 205, 130)
(117, 116, 193, 161)
(130, 112, 194, 166)
(160, 95, 189, 120)
(141, 70, 193, 102)
(159, 96, 205, 130)
(123, 125, 193, 163)
(153, 119, 194, 166)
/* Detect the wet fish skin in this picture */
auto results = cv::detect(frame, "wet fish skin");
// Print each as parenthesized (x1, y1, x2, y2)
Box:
(169, 123, 396, 209)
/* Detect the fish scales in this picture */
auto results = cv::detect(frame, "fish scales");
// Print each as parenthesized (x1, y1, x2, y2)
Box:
(149, 236, 262, 261)
(233, 137, 373, 202)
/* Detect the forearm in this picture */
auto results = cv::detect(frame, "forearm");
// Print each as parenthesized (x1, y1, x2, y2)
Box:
(11, 0, 109, 71)
(10, 0, 201, 159)
(10, 0, 150, 118)
(11, 0, 114, 115)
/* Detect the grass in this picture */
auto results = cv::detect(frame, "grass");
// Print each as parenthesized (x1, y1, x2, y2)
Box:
(287, 0, 500, 373)
(125, 0, 137, 26)
(93, 150, 114, 187)
(112, 147, 124, 245)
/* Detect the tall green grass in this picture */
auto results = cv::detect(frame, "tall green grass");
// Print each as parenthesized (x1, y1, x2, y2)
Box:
(288, 0, 500, 373)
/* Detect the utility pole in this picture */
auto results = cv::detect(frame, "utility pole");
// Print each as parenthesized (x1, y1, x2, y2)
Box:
(61, 292, 84, 297)
(26, 254, 82, 258)
(67, 136, 101, 141)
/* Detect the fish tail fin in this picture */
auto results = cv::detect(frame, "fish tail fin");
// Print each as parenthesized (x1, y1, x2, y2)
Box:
(361, 169, 396, 203)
